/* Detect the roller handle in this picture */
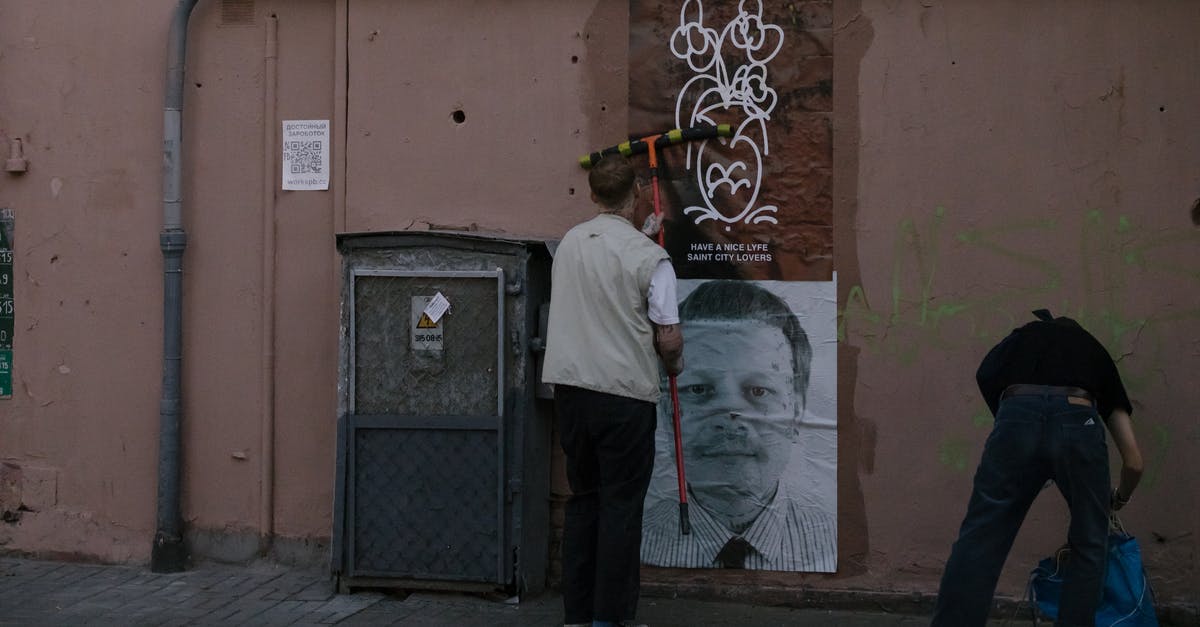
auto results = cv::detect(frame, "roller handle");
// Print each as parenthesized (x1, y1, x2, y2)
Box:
(669, 374, 690, 535)
(578, 124, 732, 169)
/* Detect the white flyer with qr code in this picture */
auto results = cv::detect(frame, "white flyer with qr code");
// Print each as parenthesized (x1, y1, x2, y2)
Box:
(282, 120, 330, 190)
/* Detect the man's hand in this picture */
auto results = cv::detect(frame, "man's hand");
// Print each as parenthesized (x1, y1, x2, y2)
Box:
(1111, 488, 1130, 511)
(641, 212, 663, 238)
(654, 323, 684, 375)
(1106, 409, 1143, 510)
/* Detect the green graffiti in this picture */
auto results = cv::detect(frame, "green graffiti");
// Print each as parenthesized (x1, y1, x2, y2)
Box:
(1138, 424, 1171, 491)
(838, 284, 879, 342)
(840, 206, 1199, 367)
(938, 438, 973, 472)
(840, 206, 1198, 476)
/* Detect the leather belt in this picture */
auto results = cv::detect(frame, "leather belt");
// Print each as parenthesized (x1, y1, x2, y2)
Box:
(1001, 384, 1095, 408)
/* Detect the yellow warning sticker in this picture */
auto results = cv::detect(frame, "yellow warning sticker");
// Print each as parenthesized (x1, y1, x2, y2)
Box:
(412, 295, 444, 351)
(416, 313, 438, 329)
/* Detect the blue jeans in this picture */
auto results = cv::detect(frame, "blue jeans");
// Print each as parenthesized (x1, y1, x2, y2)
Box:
(932, 392, 1110, 627)
(556, 385, 656, 625)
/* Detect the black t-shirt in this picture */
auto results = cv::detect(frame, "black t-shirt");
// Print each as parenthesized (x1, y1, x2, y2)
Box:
(976, 311, 1133, 420)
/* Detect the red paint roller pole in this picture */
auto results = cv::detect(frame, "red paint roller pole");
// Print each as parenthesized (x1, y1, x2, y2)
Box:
(645, 135, 691, 536)
(579, 124, 732, 536)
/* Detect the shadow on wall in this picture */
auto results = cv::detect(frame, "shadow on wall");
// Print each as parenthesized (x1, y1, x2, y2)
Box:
(832, 0, 876, 579)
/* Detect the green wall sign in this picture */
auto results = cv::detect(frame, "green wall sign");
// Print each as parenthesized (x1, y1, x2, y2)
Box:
(1, 209, 12, 398)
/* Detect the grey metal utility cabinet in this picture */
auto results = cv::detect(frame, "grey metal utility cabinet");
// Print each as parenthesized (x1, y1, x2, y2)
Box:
(332, 231, 554, 597)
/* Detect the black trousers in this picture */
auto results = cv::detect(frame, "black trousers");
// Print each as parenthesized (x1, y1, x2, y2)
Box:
(555, 385, 656, 624)
(932, 392, 1110, 627)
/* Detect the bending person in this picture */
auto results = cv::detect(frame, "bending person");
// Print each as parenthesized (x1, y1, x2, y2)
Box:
(932, 309, 1144, 627)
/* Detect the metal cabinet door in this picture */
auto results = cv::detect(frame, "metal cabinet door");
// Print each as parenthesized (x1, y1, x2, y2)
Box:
(346, 269, 506, 583)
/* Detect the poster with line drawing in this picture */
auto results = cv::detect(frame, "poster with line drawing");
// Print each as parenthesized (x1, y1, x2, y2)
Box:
(629, 0, 833, 281)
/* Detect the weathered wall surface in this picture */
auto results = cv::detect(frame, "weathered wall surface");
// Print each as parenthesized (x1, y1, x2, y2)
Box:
(0, 1, 176, 561)
(343, 1, 631, 238)
(836, 0, 1199, 605)
(0, 0, 1195, 610)
(180, 0, 342, 562)
(0, 0, 632, 566)
(0, 0, 347, 563)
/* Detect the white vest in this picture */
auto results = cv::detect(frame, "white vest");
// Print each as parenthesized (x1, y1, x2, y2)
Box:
(542, 214, 669, 402)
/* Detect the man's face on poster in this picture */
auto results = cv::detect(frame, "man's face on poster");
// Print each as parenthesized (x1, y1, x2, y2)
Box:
(675, 319, 800, 523)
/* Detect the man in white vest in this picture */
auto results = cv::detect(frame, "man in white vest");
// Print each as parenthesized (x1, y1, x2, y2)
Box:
(543, 155, 684, 627)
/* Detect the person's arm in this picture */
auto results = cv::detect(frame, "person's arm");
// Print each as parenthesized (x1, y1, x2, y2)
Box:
(654, 323, 684, 375)
(647, 258, 683, 374)
(1106, 408, 1143, 510)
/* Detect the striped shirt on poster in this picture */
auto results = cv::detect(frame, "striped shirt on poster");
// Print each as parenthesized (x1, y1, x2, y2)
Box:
(640, 485, 837, 573)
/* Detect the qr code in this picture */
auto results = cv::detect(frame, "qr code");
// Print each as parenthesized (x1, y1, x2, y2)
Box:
(284, 140, 323, 174)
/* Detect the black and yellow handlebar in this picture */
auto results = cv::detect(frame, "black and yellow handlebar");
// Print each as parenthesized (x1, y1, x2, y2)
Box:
(578, 124, 733, 169)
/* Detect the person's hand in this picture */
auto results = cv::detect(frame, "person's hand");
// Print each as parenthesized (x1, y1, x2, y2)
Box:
(653, 323, 683, 375)
(1111, 488, 1130, 511)
(641, 212, 663, 237)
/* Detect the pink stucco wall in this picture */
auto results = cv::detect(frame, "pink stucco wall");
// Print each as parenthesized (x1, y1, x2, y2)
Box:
(0, 1, 172, 561)
(839, 0, 1199, 603)
(0, 0, 1195, 608)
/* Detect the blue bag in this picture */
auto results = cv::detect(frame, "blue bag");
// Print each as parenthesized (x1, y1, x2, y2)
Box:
(1030, 531, 1158, 626)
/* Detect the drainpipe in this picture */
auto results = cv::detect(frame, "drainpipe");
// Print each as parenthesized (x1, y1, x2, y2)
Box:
(152, 0, 201, 574)
(260, 12, 279, 557)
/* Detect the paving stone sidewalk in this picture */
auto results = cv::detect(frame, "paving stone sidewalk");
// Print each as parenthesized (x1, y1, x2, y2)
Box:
(0, 556, 1023, 626)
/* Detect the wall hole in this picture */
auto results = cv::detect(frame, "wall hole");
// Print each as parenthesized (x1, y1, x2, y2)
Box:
(600, 104, 607, 112)
(451, 110, 466, 124)
(569, 187, 575, 196)
(571, 55, 579, 64)
(1159, 106, 1166, 112)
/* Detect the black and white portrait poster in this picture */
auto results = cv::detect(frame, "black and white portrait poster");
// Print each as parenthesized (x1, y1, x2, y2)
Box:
(630, 0, 837, 572)
(641, 279, 837, 572)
